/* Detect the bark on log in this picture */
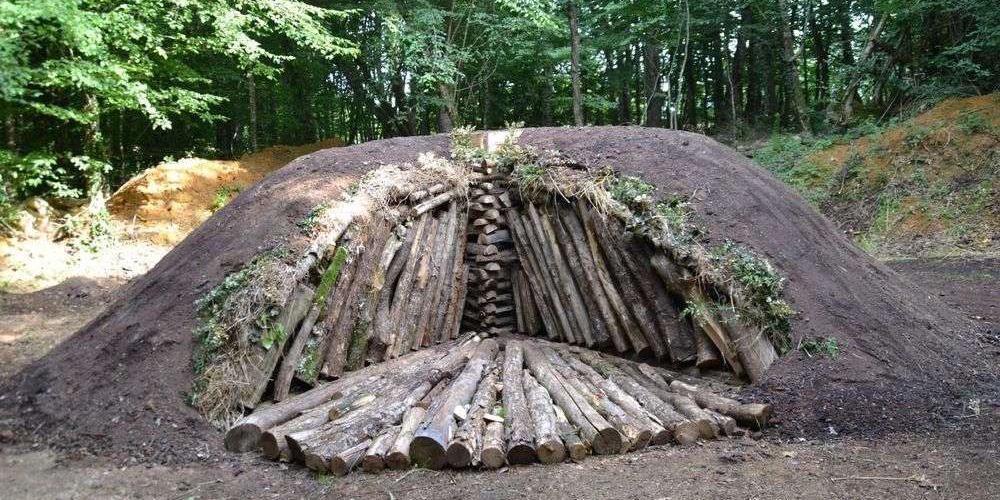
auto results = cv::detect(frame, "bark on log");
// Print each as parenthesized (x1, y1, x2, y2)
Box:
(432, 202, 466, 343)
(501, 341, 537, 464)
(552, 209, 611, 346)
(553, 405, 589, 460)
(413, 189, 458, 216)
(413, 205, 457, 348)
(247, 283, 316, 407)
(481, 419, 506, 468)
(522, 343, 622, 455)
(362, 427, 398, 473)
(358, 224, 408, 366)
(410, 339, 500, 469)
(559, 347, 670, 445)
(537, 206, 595, 346)
(586, 212, 667, 358)
(669, 380, 770, 428)
(400, 215, 440, 352)
(446, 358, 501, 467)
(576, 200, 647, 354)
(371, 219, 419, 361)
(326, 220, 393, 377)
(225, 345, 445, 452)
(509, 207, 573, 342)
(386, 406, 426, 470)
(579, 352, 701, 445)
(507, 212, 564, 340)
(526, 204, 585, 344)
(544, 347, 650, 451)
(523, 370, 566, 464)
(331, 439, 370, 476)
(385, 214, 431, 357)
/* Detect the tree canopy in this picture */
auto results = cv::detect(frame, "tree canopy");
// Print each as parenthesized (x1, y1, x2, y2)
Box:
(1, 0, 997, 217)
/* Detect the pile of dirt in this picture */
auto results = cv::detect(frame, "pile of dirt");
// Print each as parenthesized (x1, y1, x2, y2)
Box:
(107, 138, 343, 245)
(3, 128, 996, 464)
(801, 94, 998, 257)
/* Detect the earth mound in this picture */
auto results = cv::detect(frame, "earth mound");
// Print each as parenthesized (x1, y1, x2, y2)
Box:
(3, 127, 995, 465)
(108, 138, 343, 245)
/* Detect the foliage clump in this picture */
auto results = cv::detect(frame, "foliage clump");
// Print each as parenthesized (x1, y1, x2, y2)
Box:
(799, 337, 840, 359)
(190, 246, 294, 425)
(711, 242, 795, 350)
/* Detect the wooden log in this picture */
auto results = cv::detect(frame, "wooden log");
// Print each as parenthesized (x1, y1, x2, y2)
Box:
(522, 342, 622, 455)
(509, 208, 574, 342)
(412, 189, 458, 216)
(544, 347, 651, 451)
(325, 220, 393, 377)
(400, 214, 441, 352)
(512, 271, 526, 333)
(648, 252, 747, 377)
(559, 348, 671, 446)
(386, 406, 426, 470)
(616, 362, 719, 439)
(610, 230, 698, 363)
(552, 209, 611, 347)
(362, 427, 398, 473)
(447, 264, 470, 340)
(501, 341, 537, 464)
(225, 344, 444, 452)
(523, 370, 566, 464)
(330, 439, 370, 476)
(370, 219, 419, 361)
(721, 310, 778, 383)
(535, 206, 595, 346)
(585, 211, 667, 358)
(385, 214, 431, 357)
(693, 327, 722, 369)
(433, 202, 466, 343)
(507, 211, 564, 340)
(446, 358, 501, 468)
(553, 405, 589, 460)
(525, 204, 584, 344)
(481, 419, 506, 469)
(410, 339, 500, 469)
(576, 199, 647, 354)
(579, 352, 701, 445)
(669, 380, 770, 428)
(260, 391, 346, 461)
(292, 342, 473, 468)
(246, 283, 316, 407)
(312, 228, 362, 374)
(557, 208, 624, 350)
(357, 224, 409, 366)
(413, 203, 458, 349)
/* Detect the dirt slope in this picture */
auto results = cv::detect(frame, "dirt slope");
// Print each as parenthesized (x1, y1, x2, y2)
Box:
(758, 94, 998, 258)
(3, 128, 996, 463)
(107, 138, 343, 245)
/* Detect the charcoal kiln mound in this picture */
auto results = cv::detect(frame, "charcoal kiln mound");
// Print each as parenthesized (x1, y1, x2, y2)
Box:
(4, 127, 995, 470)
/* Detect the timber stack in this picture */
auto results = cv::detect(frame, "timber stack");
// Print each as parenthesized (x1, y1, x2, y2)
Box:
(227, 335, 771, 475)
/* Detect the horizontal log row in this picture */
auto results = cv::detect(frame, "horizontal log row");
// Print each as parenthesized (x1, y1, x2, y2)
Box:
(226, 334, 771, 475)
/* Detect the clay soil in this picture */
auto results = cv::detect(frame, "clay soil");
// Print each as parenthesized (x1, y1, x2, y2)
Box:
(1, 129, 998, 498)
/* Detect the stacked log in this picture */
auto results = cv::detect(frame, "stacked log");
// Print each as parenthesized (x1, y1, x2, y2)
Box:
(464, 181, 516, 336)
(227, 334, 770, 475)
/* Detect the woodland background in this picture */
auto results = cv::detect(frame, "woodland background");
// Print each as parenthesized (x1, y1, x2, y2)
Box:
(1, 0, 997, 226)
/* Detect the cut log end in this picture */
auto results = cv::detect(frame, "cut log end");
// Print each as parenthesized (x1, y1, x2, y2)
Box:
(223, 423, 261, 452)
(445, 443, 473, 468)
(591, 428, 623, 455)
(506, 443, 537, 465)
(536, 439, 566, 464)
(409, 434, 448, 470)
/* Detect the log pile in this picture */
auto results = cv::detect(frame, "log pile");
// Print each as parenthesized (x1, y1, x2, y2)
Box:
(463, 178, 517, 336)
(226, 334, 770, 475)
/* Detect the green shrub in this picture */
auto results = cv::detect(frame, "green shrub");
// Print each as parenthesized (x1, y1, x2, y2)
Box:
(799, 337, 840, 358)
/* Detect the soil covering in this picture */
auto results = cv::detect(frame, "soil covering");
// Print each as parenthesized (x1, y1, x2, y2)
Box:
(3, 127, 996, 465)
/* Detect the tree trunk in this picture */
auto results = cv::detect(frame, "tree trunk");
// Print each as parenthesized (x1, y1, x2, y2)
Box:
(523, 370, 566, 463)
(778, 0, 813, 135)
(501, 341, 537, 464)
(568, 1, 584, 126)
(642, 43, 663, 127)
(834, 15, 887, 124)
(247, 73, 258, 151)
